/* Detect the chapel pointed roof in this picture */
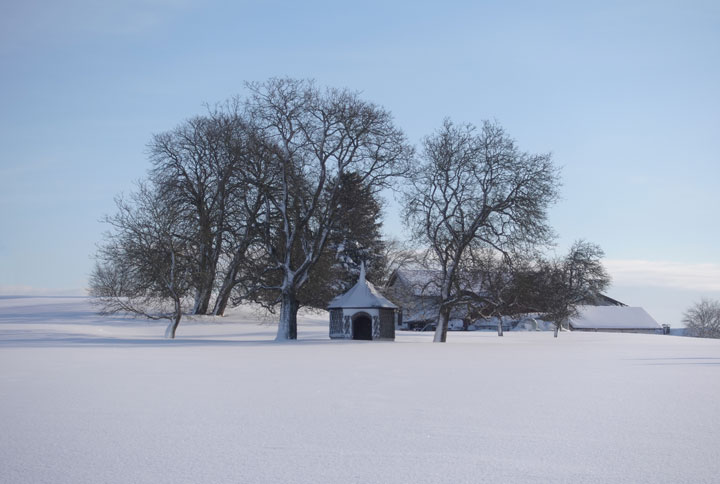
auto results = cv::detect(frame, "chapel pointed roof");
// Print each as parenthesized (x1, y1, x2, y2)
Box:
(327, 264, 398, 310)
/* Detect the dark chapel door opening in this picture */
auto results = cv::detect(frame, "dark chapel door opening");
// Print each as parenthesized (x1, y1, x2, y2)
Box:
(352, 315, 372, 340)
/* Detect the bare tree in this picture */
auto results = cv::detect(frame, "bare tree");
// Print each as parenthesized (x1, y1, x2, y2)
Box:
(378, 238, 422, 287)
(246, 79, 412, 340)
(461, 249, 529, 336)
(210, 121, 276, 316)
(683, 299, 720, 338)
(90, 183, 193, 339)
(404, 119, 559, 342)
(535, 240, 611, 337)
(149, 101, 255, 315)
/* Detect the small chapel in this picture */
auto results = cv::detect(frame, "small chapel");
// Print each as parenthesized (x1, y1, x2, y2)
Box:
(327, 265, 397, 341)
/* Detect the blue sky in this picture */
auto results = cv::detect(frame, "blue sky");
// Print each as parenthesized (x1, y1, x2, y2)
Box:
(1, 0, 718, 325)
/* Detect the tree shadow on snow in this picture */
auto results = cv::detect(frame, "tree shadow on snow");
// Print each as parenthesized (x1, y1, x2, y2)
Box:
(0, 332, 335, 348)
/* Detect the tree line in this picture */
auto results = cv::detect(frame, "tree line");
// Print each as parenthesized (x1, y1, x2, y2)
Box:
(91, 78, 610, 341)
(91, 79, 410, 339)
(683, 299, 720, 338)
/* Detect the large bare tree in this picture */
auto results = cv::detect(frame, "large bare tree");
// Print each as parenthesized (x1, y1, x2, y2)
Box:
(148, 102, 265, 316)
(209, 117, 275, 316)
(246, 79, 412, 340)
(149, 110, 232, 314)
(404, 119, 559, 342)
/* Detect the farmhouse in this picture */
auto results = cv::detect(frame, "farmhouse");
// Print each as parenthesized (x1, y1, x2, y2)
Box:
(383, 269, 445, 329)
(385, 268, 525, 329)
(328, 265, 398, 341)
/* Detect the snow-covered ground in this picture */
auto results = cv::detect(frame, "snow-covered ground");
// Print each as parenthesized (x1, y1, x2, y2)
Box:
(1, 296, 718, 484)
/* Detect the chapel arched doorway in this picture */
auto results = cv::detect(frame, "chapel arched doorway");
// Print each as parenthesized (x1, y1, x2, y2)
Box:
(352, 314, 372, 340)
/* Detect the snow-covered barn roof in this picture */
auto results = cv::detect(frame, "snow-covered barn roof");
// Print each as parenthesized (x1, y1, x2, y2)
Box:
(570, 306, 661, 330)
(388, 268, 482, 297)
(328, 265, 398, 310)
(385, 268, 439, 296)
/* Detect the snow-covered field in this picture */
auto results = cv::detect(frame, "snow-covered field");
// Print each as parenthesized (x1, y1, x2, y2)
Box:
(1, 297, 719, 484)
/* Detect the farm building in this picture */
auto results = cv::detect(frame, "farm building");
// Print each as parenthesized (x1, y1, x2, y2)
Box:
(383, 268, 621, 329)
(383, 269, 443, 330)
(328, 265, 398, 340)
(384, 268, 660, 334)
(569, 306, 662, 334)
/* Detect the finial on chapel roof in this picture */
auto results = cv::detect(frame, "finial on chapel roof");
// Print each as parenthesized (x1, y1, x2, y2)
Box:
(359, 261, 366, 285)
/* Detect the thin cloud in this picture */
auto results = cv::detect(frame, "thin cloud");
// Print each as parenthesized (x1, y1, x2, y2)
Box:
(605, 259, 720, 292)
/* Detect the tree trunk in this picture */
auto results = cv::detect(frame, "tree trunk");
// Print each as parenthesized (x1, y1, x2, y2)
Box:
(497, 320, 504, 337)
(276, 290, 299, 340)
(191, 217, 220, 315)
(212, 279, 233, 316)
(165, 300, 182, 339)
(554, 325, 559, 338)
(212, 243, 249, 316)
(212, 265, 239, 316)
(433, 306, 450, 343)
(192, 278, 214, 315)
